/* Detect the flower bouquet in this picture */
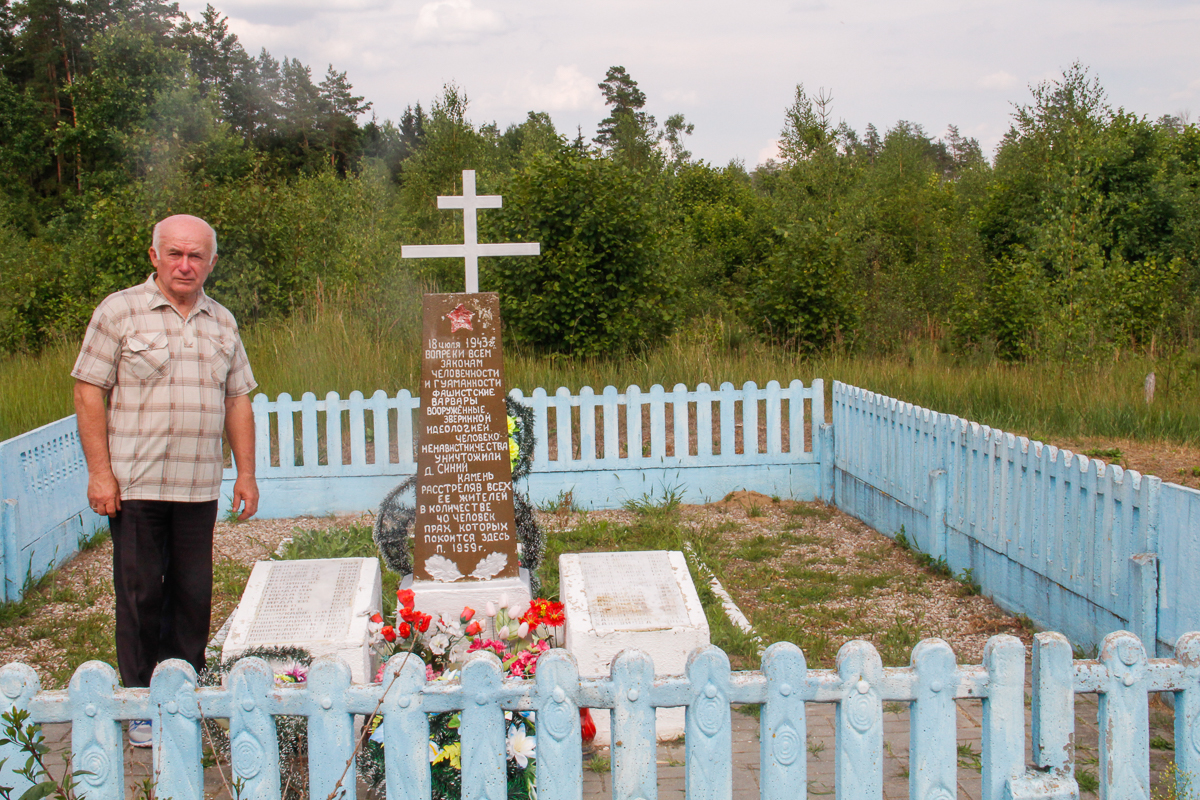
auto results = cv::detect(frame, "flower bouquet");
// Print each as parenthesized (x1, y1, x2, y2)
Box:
(361, 588, 566, 800)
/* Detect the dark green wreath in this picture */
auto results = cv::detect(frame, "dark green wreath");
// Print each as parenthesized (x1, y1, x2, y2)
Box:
(373, 396, 543, 594)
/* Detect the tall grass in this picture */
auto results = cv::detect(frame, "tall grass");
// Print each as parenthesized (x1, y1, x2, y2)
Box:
(3, 298, 1198, 447)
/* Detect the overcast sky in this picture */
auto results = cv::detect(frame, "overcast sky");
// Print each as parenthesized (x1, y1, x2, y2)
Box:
(180, 0, 1200, 167)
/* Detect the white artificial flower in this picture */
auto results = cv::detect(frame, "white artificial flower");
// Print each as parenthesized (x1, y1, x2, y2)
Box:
(486, 601, 497, 617)
(509, 602, 527, 619)
(429, 633, 451, 655)
(506, 724, 536, 768)
(438, 614, 463, 637)
(428, 741, 440, 762)
(449, 639, 472, 664)
(518, 622, 530, 638)
(498, 625, 510, 639)
(500, 592, 510, 608)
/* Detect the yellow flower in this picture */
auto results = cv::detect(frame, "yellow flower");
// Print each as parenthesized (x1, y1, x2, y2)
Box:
(509, 438, 519, 466)
(432, 741, 462, 770)
(507, 415, 516, 435)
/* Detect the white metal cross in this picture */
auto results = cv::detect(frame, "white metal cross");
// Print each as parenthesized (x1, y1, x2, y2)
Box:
(400, 169, 541, 293)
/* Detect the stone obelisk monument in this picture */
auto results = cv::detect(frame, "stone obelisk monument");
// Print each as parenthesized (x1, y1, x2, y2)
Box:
(399, 170, 540, 614)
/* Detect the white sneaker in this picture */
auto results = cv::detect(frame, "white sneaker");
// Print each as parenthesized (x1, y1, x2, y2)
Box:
(128, 720, 152, 748)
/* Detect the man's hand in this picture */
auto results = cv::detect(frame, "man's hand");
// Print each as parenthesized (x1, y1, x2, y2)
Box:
(88, 470, 121, 516)
(225, 392, 258, 521)
(74, 379, 120, 516)
(231, 473, 259, 521)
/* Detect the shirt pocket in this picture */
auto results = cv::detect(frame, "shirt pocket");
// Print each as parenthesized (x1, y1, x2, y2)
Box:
(123, 333, 169, 381)
(205, 334, 235, 387)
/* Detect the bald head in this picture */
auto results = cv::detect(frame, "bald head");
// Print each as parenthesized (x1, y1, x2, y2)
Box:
(148, 214, 219, 315)
(153, 215, 217, 257)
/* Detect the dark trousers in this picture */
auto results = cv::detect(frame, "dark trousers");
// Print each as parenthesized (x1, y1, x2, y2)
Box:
(110, 499, 219, 688)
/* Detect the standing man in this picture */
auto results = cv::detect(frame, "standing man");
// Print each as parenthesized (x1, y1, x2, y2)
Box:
(72, 214, 258, 747)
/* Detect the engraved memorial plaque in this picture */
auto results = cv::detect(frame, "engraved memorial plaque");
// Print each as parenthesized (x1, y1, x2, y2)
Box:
(579, 552, 692, 630)
(414, 292, 519, 581)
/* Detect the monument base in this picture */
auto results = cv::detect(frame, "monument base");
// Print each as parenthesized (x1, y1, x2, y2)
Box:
(401, 569, 532, 630)
(222, 558, 382, 684)
(560, 550, 710, 745)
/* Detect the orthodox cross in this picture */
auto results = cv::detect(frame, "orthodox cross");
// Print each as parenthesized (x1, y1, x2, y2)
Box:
(400, 169, 540, 292)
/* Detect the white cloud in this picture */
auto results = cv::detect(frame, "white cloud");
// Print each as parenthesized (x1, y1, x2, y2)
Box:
(414, 0, 506, 44)
(514, 66, 602, 112)
(757, 138, 782, 167)
(977, 71, 1019, 91)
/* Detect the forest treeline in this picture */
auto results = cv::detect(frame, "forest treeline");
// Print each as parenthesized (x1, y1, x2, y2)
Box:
(2, 0, 1199, 362)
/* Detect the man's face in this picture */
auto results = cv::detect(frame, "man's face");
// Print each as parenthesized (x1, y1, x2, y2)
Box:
(149, 217, 216, 308)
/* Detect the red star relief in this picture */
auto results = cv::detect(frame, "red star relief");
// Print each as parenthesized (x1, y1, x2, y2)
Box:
(446, 303, 474, 332)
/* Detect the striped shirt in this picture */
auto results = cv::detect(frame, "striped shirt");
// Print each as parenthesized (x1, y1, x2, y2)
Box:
(71, 275, 257, 502)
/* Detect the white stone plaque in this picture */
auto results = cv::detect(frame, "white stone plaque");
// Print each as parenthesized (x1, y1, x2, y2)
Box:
(562, 550, 710, 745)
(580, 552, 692, 630)
(222, 558, 382, 683)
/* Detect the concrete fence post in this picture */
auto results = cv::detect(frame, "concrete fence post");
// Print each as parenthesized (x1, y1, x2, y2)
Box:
(819, 423, 834, 504)
(927, 469, 948, 563)
(1129, 553, 1159, 659)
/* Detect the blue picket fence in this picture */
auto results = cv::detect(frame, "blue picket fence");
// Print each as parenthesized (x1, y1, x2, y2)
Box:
(3, 630, 1194, 800)
(0, 416, 107, 602)
(4, 378, 1198, 656)
(230, 380, 828, 518)
(830, 380, 1200, 656)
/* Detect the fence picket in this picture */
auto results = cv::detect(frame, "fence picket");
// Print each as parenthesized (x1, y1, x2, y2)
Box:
(325, 392, 343, 469)
(579, 386, 596, 464)
(0, 663, 38, 797)
(380, 653, 431, 800)
(397, 390, 416, 468)
(611, 650, 657, 800)
(834, 641, 883, 800)
(150, 661, 202, 800)
(602, 386, 620, 464)
(278, 393, 295, 473)
(696, 383, 714, 463)
(909, 639, 958, 800)
(68, 661, 124, 800)
(534, 652, 583, 800)
(306, 657, 356, 800)
(300, 392, 318, 469)
(673, 384, 690, 459)
(229, 657, 282, 800)
(1098, 631, 1151, 799)
(760, 642, 809, 800)
(648, 385, 666, 460)
(981, 636, 1025, 800)
(1031, 632, 1075, 776)
(554, 388, 573, 464)
(685, 647, 732, 800)
(460, 653, 507, 800)
(626, 385, 643, 467)
(371, 390, 390, 466)
(1173, 633, 1200, 797)
(718, 383, 736, 458)
(349, 391, 367, 467)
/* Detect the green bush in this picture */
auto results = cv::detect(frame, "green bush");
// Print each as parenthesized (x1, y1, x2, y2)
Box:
(483, 150, 676, 356)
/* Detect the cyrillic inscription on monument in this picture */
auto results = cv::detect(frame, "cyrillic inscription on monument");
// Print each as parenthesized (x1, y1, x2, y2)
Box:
(414, 292, 519, 582)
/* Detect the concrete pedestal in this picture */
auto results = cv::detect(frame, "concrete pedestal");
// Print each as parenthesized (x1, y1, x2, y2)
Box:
(222, 557, 382, 683)
(401, 569, 532, 633)
(560, 550, 710, 745)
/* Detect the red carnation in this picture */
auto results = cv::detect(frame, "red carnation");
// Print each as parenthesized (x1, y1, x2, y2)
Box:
(370, 612, 383, 624)
(400, 607, 418, 624)
(397, 589, 416, 609)
(381, 625, 396, 642)
(398, 622, 412, 639)
(417, 613, 432, 633)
